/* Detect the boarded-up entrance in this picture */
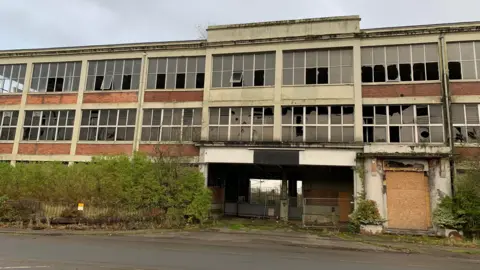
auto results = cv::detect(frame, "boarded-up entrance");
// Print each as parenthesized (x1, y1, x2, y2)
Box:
(386, 171, 431, 230)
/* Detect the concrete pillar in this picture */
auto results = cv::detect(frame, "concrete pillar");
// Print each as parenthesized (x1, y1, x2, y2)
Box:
(352, 42, 363, 142)
(364, 158, 386, 219)
(199, 163, 208, 187)
(280, 171, 289, 221)
(273, 49, 283, 141)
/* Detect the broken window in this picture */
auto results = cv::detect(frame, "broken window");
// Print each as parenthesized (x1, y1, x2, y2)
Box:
(361, 44, 439, 83)
(147, 57, 205, 90)
(284, 49, 352, 86)
(282, 105, 354, 142)
(87, 59, 140, 91)
(23, 110, 74, 141)
(79, 109, 136, 141)
(208, 107, 273, 141)
(212, 53, 275, 88)
(452, 103, 480, 143)
(31, 62, 80, 93)
(0, 111, 18, 141)
(363, 104, 444, 143)
(447, 41, 480, 80)
(142, 108, 201, 142)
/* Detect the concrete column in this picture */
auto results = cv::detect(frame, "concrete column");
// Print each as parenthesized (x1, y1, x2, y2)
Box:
(280, 171, 289, 221)
(352, 42, 363, 142)
(11, 61, 33, 164)
(430, 158, 452, 211)
(273, 49, 283, 141)
(69, 59, 88, 159)
(201, 51, 213, 141)
(364, 158, 386, 219)
(133, 52, 148, 152)
(199, 163, 208, 187)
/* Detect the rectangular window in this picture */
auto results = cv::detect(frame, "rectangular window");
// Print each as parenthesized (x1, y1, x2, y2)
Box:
(31, 62, 81, 92)
(86, 59, 141, 91)
(209, 107, 274, 141)
(212, 53, 275, 88)
(79, 109, 136, 141)
(281, 106, 354, 142)
(141, 108, 202, 141)
(451, 103, 480, 143)
(363, 104, 444, 143)
(147, 56, 205, 90)
(23, 110, 75, 141)
(447, 41, 480, 80)
(283, 49, 352, 86)
(0, 64, 27, 93)
(361, 44, 439, 83)
(0, 111, 19, 140)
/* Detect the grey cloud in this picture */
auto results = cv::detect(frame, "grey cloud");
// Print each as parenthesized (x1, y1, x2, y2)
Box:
(0, 0, 479, 50)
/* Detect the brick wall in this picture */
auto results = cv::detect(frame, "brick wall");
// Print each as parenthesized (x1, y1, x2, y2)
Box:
(362, 83, 442, 98)
(138, 144, 199, 157)
(18, 143, 71, 155)
(450, 82, 480, 95)
(83, 92, 138, 103)
(0, 143, 13, 154)
(144, 91, 203, 102)
(0, 95, 22, 105)
(26, 93, 77, 104)
(76, 144, 133, 155)
(454, 147, 480, 159)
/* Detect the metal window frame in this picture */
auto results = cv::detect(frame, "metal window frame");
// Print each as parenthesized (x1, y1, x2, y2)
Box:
(141, 108, 202, 142)
(22, 110, 75, 141)
(148, 56, 205, 90)
(208, 107, 274, 141)
(452, 103, 480, 143)
(0, 111, 17, 141)
(32, 62, 81, 93)
(87, 59, 141, 91)
(363, 104, 444, 143)
(79, 109, 136, 141)
(280, 105, 355, 142)
(0, 64, 26, 93)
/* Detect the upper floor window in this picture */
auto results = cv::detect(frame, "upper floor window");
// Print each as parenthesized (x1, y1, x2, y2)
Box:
(23, 110, 75, 141)
(452, 104, 480, 143)
(0, 64, 26, 93)
(447, 42, 480, 80)
(31, 62, 82, 93)
(363, 104, 443, 143)
(0, 111, 19, 140)
(209, 107, 274, 141)
(86, 59, 141, 91)
(361, 44, 439, 83)
(147, 57, 205, 90)
(142, 108, 202, 142)
(212, 53, 275, 88)
(281, 106, 354, 142)
(283, 49, 353, 85)
(79, 109, 136, 141)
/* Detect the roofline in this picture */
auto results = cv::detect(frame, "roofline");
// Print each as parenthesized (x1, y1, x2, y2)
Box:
(362, 20, 480, 33)
(207, 15, 361, 31)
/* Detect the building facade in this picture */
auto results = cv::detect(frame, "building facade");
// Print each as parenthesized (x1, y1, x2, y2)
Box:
(1, 15, 479, 232)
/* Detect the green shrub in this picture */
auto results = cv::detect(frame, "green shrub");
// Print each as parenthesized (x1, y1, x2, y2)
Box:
(349, 199, 385, 226)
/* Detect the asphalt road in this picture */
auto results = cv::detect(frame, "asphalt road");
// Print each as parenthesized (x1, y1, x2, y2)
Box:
(0, 234, 478, 270)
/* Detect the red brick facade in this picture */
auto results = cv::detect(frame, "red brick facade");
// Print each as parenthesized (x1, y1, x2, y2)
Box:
(76, 144, 133, 155)
(18, 143, 71, 155)
(83, 92, 138, 103)
(26, 93, 78, 104)
(0, 95, 22, 105)
(450, 82, 480, 96)
(362, 83, 442, 98)
(138, 144, 199, 157)
(0, 143, 13, 154)
(454, 147, 480, 159)
(144, 91, 203, 102)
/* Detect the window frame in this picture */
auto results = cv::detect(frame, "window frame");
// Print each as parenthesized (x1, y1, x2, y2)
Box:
(447, 41, 480, 81)
(141, 108, 202, 142)
(452, 103, 480, 143)
(361, 44, 440, 83)
(147, 56, 206, 90)
(211, 52, 276, 88)
(281, 105, 355, 142)
(363, 104, 444, 144)
(22, 110, 75, 141)
(0, 111, 19, 141)
(79, 109, 137, 141)
(0, 64, 27, 93)
(31, 62, 82, 93)
(86, 59, 141, 91)
(208, 107, 274, 141)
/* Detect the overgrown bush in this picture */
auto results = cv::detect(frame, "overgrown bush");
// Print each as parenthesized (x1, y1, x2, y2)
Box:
(433, 170, 480, 236)
(0, 152, 212, 226)
(349, 199, 385, 226)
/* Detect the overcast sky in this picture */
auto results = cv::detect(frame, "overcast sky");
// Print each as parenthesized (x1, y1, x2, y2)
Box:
(1, 0, 479, 50)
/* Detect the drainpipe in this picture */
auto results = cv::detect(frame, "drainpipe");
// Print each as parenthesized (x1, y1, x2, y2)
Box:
(439, 34, 456, 196)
